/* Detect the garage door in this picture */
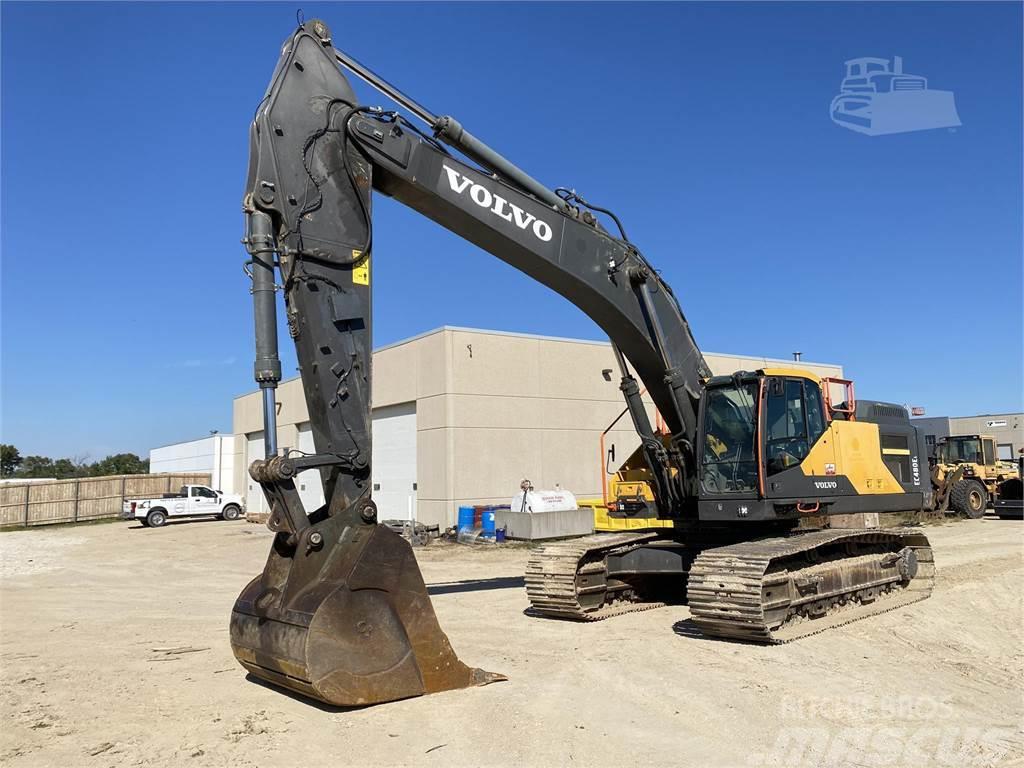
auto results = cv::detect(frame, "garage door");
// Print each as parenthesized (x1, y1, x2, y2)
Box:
(296, 424, 326, 513)
(372, 402, 417, 521)
(245, 431, 265, 517)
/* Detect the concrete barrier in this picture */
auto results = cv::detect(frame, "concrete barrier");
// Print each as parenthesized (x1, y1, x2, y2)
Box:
(495, 508, 594, 541)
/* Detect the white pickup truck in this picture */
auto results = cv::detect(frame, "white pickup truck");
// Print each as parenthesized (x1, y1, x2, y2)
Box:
(123, 484, 245, 527)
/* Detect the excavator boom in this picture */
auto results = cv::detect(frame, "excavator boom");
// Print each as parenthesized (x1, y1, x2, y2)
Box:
(232, 20, 708, 707)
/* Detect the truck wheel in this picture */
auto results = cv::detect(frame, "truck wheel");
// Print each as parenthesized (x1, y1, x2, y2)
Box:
(146, 509, 168, 528)
(221, 505, 241, 521)
(950, 479, 987, 518)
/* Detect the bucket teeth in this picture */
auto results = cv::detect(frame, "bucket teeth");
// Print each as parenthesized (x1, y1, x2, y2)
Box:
(230, 522, 504, 707)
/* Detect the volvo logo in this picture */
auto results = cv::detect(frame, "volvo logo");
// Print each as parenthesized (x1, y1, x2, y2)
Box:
(441, 164, 553, 242)
(814, 481, 838, 490)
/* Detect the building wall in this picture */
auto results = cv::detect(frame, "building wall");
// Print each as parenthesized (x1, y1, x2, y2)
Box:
(149, 434, 240, 493)
(233, 326, 843, 527)
(913, 413, 1023, 461)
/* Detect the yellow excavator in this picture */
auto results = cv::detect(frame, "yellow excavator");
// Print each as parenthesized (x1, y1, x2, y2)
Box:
(232, 21, 942, 708)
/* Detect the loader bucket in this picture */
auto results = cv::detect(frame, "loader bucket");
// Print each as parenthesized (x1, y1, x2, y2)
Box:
(230, 521, 505, 707)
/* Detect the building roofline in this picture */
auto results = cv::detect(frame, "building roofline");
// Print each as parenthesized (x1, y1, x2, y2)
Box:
(912, 413, 1022, 421)
(233, 325, 842, 401)
(149, 434, 227, 451)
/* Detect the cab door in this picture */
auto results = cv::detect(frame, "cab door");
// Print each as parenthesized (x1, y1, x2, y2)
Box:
(189, 486, 219, 516)
(762, 377, 835, 497)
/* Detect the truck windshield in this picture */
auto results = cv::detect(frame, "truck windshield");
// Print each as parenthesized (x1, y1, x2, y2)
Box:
(701, 382, 759, 494)
(942, 438, 983, 464)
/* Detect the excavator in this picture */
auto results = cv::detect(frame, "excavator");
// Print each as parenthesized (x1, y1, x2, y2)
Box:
(231, 20, 938, 707)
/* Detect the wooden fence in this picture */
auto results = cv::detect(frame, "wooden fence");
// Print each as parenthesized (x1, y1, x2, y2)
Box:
(0, 473, 212, 528)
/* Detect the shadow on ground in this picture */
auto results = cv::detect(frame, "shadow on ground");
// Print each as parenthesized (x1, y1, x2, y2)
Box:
(244, 674, 369, 712)
(427, 576, 525, 595)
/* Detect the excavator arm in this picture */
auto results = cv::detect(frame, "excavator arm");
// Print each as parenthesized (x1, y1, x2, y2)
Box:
(245, 22, 710, 519)
(231, 20, 709, 707)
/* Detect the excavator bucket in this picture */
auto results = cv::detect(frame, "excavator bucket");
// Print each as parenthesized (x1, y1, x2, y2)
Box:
(230, 519, 505, 707)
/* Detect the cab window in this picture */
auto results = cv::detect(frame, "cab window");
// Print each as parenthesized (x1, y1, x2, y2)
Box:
(805, 384, 826, 442)
(765, 379, 815, 476)
(700, 382, 759, 494)
(983, 440, 994, 465)
(192, 486, 218, 498)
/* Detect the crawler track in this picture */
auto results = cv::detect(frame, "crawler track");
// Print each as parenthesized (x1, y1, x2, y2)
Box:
(525, 532, 667, 621)
(687, 528, 933, 643)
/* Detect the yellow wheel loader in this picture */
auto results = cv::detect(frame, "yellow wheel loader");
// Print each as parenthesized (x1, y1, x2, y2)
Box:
(932, 435, 1021, 518)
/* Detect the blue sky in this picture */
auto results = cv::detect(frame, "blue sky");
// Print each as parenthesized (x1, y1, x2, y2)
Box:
(2, 1, 1021, 458)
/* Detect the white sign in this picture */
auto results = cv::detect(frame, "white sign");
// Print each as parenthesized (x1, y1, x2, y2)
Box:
(986, 420, 1007, 428)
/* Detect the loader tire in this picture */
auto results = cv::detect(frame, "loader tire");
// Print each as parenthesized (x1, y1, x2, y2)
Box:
(950, 479, 987, 518)
(146, 509, 168, 528)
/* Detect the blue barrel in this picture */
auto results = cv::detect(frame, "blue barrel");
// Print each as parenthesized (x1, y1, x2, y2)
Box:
(481, 509, 496, 537)
(457, 506, 475, 533)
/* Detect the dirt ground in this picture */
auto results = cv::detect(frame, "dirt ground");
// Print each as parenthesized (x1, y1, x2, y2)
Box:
(1, 516, 1021, 768)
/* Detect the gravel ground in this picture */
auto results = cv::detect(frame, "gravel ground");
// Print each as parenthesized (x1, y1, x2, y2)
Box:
(1, 516, 1021, 768)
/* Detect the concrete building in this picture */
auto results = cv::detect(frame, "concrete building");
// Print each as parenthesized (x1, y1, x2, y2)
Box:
(149, 434, 241, 493)
(912, 412, 1023, 460)
(233, 326, 843, 527)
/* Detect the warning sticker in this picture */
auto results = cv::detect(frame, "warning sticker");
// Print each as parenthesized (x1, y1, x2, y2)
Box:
(351, 250, 369, 286)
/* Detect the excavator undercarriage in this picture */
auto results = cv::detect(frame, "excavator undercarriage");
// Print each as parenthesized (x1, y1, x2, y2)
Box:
(526, 527, 933, 641)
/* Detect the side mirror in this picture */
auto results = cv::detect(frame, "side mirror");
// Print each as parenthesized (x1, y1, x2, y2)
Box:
(605, 444, 616, 474)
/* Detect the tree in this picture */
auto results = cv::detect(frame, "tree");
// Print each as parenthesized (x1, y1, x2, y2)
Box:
(7, 450, 150, 479)
(89, 453, 149, 477)
(0, 444, 22, 476)
(53, 458, 89, 478)
(17, 455, 57, 478)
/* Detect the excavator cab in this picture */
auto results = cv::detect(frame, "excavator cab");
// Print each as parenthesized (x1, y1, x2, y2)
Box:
(695, 369, 933, 523)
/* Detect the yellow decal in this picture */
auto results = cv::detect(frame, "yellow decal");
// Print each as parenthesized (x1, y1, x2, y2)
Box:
(352, 250, 370, 286)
